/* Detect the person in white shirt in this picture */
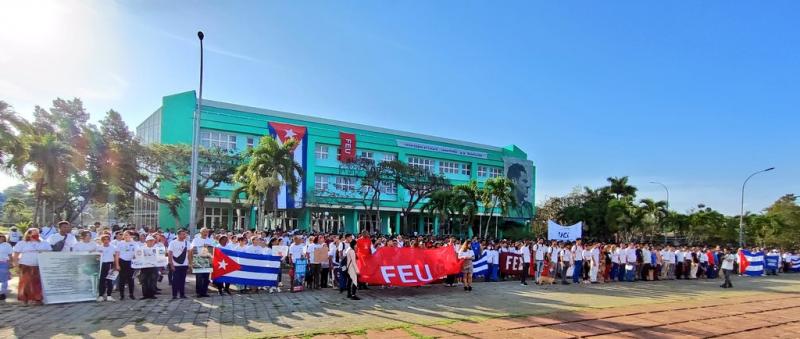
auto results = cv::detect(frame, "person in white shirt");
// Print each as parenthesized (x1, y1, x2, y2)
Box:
(307, 236, 324, 290)
(0, 233, 13, 300)
(589, 243, 600, 283)
(641, 245, 652, 281)
(288, 235, 308, 290)
(96, 234, 118, 301)
(559, 243, 573, 285)
(458, 241, 475, 292)
(8, 227, 21, 247)
(168, 229, 190, 299)
(39, 224, 57, 240)
(114, 231, 139, 300)
(571, 239, 585, 283)
(47, 221, 78, 252)
(533, 239, 547, 283)
(72, 231, 99, 253)
(520, 241, 531, 286)
(12, 228, 52, 305)
(720, 248, 735, 288)
(189, 228, 215, 298)
(549, 240, 560, 278)
(625, 243, 638, 282)
(138, 235, 161, 299)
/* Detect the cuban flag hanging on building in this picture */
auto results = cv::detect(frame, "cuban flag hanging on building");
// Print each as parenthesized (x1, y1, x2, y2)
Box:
(268, 122, 307, 209)
(738, 250, 765, 276)
(211, 248, 281, 287)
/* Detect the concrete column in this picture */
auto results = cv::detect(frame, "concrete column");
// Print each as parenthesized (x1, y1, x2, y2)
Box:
(434, 215, 440, 236)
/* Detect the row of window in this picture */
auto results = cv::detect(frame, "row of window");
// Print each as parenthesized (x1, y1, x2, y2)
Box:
(200, 130, 256, 151)
(314, 174, 398, 195)
(315, 144, 397, 162)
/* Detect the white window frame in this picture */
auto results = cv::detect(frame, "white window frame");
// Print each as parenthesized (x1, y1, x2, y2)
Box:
(200, 130, 237, 151)
(489, 167, 502, 178)
(315, 144, 329, 160)
(439, 161, 461, 174)
(381, 181, 397, 195)
(315, 174, 329, 191)
(359, 150, 373, 160)
(461, 163, 471, 176)
(246, 137, 255, 149)
(335, 176, 356, 192)
(382, 153, 397, 162)
(408, 156, 434, 171)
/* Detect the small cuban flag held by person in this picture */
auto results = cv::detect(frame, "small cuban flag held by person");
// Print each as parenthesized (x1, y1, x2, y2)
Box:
(792, 255, 800, 272)
(738, 250, 765, 277)
(472, 251, 488, 278)
(211, 248, 281, 287)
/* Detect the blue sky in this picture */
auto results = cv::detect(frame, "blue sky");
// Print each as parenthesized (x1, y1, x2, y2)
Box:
(1, 1, 798, 215)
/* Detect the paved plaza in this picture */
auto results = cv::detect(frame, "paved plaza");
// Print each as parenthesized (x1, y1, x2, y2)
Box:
(1, 274, 799, 338)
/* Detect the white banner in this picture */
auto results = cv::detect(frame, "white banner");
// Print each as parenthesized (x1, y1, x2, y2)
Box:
(38, 252, 100, 304)
(547, 220, 582, 241)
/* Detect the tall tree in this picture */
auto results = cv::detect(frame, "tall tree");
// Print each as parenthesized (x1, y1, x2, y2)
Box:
(421, 189, 457, 235)
(232, 136, 302, 230)
(453, 180, 480, 235)
(480, 177, 517, 238)
(385, 161, 448, 232)
(605, 176, 637, 199)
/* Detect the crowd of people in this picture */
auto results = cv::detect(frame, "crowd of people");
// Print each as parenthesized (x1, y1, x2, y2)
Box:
(0, 221, 797, 306)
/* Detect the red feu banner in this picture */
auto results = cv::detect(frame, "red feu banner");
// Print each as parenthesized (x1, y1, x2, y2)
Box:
(339, 132, 356, 162)
(499, 252, 525, 275)
(357, 246, 462, 286)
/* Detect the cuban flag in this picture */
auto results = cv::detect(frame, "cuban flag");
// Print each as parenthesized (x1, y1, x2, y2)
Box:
(738, 250, 765, 276)
(472, 251, 488, 278)
(268, 121, 307, 209)
(792, 255, 800, 272)
(211, 248, 281, 287)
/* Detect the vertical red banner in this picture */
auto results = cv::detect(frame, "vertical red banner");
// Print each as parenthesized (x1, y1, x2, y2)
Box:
(339, 132, 356, 162)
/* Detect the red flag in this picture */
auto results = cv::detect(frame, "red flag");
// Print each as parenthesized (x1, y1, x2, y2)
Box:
(356, 236, 373, 259)
(339, 132, 356, 162)
(356, 246, 462, 286)
(499, 252, 525, 275)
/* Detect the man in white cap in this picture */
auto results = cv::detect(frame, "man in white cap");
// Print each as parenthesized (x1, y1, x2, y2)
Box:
(139, 235, 160, 299)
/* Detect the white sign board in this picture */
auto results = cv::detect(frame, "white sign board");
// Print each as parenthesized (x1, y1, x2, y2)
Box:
(547, 221, 583, 241)
(38, 252, 100, 304)
(396, 140, 488, 159)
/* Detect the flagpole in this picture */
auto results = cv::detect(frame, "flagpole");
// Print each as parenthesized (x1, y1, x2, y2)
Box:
(189, 31, 204, 235)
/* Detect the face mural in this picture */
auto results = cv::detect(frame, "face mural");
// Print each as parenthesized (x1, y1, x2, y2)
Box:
(503, 157, 534, 219)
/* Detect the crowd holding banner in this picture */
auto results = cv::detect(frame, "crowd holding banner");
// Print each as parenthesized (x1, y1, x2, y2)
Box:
(1, 220, 799, 306)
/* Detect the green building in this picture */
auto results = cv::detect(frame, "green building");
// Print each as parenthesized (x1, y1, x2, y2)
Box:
(134, 91, 536, 235)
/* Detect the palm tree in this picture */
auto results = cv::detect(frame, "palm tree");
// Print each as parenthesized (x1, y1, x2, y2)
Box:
(2, 197, 27, 224)
(480, 177, 516, 238)
(453, 180, 480, 235)
(232, 136, 302, 230)
(606, 176, 637, 199)
(0, 101, 31, 174)
(639, 198, 668, 240)
(420, 189, 456, 235)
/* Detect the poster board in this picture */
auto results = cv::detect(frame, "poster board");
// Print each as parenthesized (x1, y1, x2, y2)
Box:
(131, 245, 168, 269)
(38, 252, 100, 304)
(191, 245, 214, 274)
(313, 246, 328, 264)
(292, 258, 308, 292)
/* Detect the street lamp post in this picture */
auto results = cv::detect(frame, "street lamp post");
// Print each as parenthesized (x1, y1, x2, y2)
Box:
(739, 167, 775, 248)
(77, 196, 85, 226)
(649, 181, 669, 244)
(189, 31, 205, 235)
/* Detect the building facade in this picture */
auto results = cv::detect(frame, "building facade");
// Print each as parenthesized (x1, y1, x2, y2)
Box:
(135, 91, 536, 235)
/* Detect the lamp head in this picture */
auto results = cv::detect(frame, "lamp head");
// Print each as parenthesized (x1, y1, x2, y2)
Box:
(197, 31, 204, 40)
